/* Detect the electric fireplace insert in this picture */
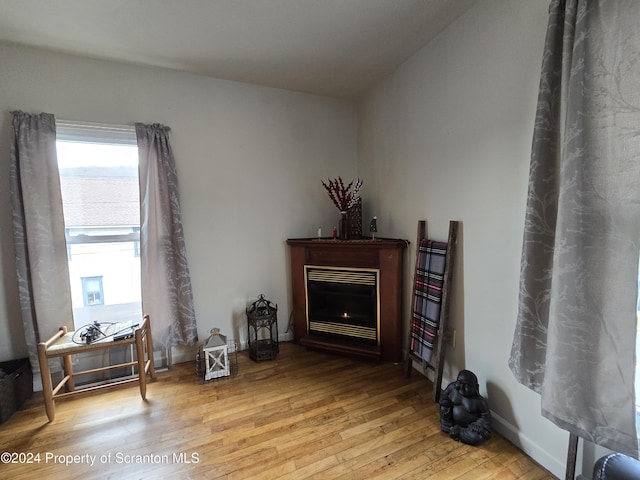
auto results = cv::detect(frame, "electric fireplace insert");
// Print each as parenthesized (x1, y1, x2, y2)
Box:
(305, 266, 380, 346)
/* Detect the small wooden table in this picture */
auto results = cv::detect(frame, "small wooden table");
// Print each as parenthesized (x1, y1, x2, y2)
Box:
(37, 315, 155, 422)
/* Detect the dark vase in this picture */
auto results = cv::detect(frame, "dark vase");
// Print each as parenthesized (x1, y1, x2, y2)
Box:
(339, 211, 349, 240)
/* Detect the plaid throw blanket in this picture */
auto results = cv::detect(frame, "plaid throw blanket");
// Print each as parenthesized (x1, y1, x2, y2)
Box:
(409, 239, 448, 363)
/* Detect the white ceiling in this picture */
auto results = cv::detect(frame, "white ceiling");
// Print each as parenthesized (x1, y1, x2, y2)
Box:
(0, 0, 478, 99)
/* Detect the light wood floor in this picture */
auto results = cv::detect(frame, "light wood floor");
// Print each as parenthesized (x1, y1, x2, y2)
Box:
(0, 342, 555, 480)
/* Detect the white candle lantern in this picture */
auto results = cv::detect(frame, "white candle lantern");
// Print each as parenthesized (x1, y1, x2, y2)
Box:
(203, 328, 230, 380)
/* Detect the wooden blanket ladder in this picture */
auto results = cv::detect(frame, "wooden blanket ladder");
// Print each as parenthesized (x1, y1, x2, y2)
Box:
(405, 220, 458, 402)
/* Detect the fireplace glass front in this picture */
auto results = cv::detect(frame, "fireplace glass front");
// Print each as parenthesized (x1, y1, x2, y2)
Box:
(305, 266, 380, 346)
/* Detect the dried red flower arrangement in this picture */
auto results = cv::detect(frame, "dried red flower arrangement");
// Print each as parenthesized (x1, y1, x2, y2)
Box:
(321, 177, 362, 212)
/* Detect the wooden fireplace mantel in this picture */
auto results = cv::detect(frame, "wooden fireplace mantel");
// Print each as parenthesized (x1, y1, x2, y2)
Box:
(286, 237, 407, 362)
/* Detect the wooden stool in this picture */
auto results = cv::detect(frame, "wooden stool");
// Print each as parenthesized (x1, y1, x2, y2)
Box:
(37, 315, 155, 421)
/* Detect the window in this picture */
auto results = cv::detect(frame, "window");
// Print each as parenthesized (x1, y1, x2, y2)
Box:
(56, 121, 141, 329)
(82, 276, 104, 306)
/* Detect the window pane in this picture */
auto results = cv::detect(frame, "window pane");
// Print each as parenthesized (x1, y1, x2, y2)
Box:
(82, 276, 103, 306)
(56, 138, 141, 329)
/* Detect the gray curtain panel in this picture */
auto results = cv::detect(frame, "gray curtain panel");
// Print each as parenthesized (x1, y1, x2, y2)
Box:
(135, 123, 198, 349)
(9, 111, 73, 374)
(509, 0, 640, 456)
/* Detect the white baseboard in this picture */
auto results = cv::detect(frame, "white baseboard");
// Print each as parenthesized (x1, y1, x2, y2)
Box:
(279, 332, 294, 343)
(31, 335, 298, 380)
(170, 333, 295, 365)
(490, 410, 566, 479)
(405, 351, 455, 393)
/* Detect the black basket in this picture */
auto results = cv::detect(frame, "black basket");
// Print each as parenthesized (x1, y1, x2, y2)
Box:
(0, 358, 33, 424)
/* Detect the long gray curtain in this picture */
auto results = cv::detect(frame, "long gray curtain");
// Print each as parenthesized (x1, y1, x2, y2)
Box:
(509, 0, 640, 456)
(135, 123, 198, 349)
(9, 111, 73, 375)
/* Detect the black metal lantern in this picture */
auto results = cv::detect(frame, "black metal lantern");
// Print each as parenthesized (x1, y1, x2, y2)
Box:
(246, 294, 279, 361)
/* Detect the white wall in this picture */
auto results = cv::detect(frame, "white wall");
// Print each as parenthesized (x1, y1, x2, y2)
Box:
(0, 42, 358, 362)
(358, 0, 573, 477)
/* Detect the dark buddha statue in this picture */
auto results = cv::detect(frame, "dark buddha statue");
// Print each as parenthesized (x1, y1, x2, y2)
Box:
(439, 369, 492, 446)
